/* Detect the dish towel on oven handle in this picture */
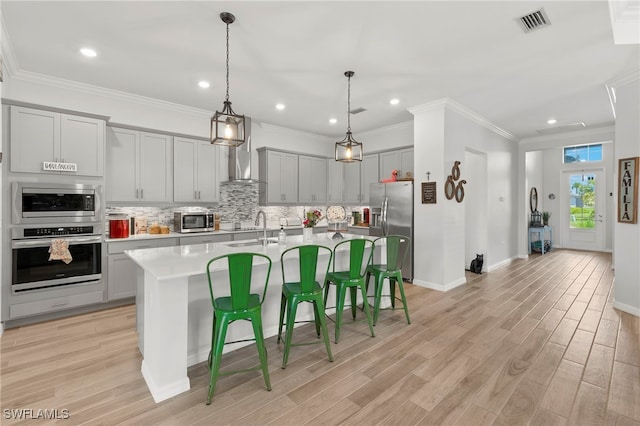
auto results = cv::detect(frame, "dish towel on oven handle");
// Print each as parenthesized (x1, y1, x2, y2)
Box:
(49, 239, 73, 264)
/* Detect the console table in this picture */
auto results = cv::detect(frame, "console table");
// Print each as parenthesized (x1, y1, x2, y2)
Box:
(528, 226, 552, 255)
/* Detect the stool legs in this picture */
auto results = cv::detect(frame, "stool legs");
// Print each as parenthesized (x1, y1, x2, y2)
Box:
(279, 293, 334, 369)
(281, 297, 299, 368)
(328, 280, 375, 344)
(249, 310, 272, 392)
(206, 310, 271, 405)
(369, 271, 411, 326)
(206, 314, 230, 405)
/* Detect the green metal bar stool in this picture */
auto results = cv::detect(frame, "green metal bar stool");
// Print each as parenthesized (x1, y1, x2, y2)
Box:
(366, 235, 411, 325)
(278, 244, 334, 368)
(204, 252, 272, 405)
(323, 238, 375, 343)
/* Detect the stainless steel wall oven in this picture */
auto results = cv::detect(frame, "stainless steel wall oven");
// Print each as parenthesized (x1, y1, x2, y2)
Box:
(11, 224, 102, 293)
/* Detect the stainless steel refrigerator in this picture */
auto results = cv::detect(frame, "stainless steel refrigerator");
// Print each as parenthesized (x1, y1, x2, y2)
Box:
(369, 181, 414, 281)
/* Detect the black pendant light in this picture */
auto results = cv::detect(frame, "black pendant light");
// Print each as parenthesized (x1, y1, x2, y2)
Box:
(210, 12, 246, 147)
(335, 71, 363, 162)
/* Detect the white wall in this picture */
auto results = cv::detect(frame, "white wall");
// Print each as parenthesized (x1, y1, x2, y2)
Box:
(357, 121, 413, 152)
(612, 75, 640, 317)
(4, 76, 211, 138)
(409, 99, 518, 291)
(0, 11, 4, 335)
(526, 150, 544, 214)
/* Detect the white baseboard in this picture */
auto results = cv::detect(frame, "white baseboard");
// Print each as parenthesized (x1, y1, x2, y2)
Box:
(413, 276, 467, 292)
(613, 300, 640, 317)
(486, 256, 517, 272)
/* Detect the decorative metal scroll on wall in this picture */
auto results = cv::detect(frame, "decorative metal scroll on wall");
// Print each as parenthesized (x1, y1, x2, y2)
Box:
(444, 161, 466, 202)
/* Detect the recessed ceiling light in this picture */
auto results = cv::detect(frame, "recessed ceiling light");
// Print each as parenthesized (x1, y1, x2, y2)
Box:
(547, 119, 557, 125)
(198, 81, 210, 89)
(80, 48, 97, 58)
(329, 118, 337, 125)
(390, 98, 400, 105)
(275, 103, 285, 110)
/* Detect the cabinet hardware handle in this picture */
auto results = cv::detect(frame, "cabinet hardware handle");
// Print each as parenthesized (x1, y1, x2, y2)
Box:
(136, 189, 139, 199)
(50, 302, 69, 308)
(140, 189, 144, 199)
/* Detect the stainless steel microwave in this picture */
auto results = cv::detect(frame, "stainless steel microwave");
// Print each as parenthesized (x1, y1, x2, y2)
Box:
(12, 182, 102, 224)
(174, 212, 215, 233)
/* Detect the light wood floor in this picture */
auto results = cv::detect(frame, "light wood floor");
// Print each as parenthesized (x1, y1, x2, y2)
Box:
(1, 249, 639, 425)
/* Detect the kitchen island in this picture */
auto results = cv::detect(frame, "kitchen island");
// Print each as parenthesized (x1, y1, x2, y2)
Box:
(125, 233, 377, 403)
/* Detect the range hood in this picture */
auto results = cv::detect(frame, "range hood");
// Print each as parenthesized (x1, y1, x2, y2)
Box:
(226, 117, 258, 183)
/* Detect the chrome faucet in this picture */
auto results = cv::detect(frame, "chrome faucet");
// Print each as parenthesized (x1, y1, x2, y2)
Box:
(255, 210, 268, 245)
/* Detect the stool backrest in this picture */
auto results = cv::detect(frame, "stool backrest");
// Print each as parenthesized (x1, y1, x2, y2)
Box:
(206, 252, 272, 310)
(281, 245, 332, 292)
(374, 235, 411, 271)
(332, 238, 374, 279)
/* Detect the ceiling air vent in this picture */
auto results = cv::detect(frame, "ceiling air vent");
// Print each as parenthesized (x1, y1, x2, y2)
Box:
(517, 8, 551, 33)
(349, 107, 367, 115)
(536, 122, 586, 135)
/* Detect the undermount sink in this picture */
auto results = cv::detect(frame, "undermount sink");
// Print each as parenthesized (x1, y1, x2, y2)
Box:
(226, 238, 278, 248)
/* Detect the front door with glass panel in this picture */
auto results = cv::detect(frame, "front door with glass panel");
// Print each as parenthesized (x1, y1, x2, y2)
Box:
(561, 169, 605, 251)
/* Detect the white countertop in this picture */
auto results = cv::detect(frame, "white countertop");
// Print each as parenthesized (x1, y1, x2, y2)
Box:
(125, 233, 371, 281)
(104, 225, 304, 243)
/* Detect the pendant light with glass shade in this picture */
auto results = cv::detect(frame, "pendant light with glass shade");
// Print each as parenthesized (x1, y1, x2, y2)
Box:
(335, 71, 363, 162)
(210, 12, 246, 147)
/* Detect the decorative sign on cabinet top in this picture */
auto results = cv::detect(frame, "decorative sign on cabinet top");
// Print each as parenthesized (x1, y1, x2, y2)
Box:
(43, 161, 78, 172)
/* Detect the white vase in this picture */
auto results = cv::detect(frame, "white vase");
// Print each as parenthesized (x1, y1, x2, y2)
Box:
(303, 227, 313, 241)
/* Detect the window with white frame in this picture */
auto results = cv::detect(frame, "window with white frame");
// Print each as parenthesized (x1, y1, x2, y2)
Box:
(563, 143, 603, 164)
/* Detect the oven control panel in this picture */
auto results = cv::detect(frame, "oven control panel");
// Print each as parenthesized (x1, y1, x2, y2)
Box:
(22, 226, 95, 237)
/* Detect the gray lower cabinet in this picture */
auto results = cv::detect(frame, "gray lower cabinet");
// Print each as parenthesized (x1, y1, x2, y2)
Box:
(107, 238, 177, 300)
(9, 291, 104, 319)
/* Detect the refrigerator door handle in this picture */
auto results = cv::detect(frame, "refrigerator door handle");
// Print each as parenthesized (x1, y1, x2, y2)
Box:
(382, 197, 389, 236)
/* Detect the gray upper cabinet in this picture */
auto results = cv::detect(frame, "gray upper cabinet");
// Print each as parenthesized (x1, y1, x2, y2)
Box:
(361, 154, 379, 204)
(343, 162, 362, 205)
(174, 137, 218, 203)
(326, 159, 344, 205)
(379, 147, 414, 180)
(343, 153, 378, 205)
(10, 106, 105, 176)
(298, 155, 327, 204)
(258, 148, 299, 205)
(106, 127, 172, 203)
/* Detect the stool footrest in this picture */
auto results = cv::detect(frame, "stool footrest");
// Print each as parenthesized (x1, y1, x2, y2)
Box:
(223, 337, 257, 346)
(217, 365, 263, 377)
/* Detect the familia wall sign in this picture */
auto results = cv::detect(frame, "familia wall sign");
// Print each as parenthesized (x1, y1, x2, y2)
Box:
(618, 157, 638, 224)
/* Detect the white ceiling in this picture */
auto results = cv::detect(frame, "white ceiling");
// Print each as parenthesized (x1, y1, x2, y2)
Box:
(2, 1, 639, 140)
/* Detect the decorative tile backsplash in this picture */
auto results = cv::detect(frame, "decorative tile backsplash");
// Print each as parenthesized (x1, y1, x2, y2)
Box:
(106, 181, 364, 232)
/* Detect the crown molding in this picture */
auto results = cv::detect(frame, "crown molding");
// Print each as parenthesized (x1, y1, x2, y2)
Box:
(257, 122, 330, 141)
(519, 125, 615, 145)
(407, 98, 448, 115)
(8, 69, 213, 118)
(358, 120, 413, 137)
(408, 98, 516, 142)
